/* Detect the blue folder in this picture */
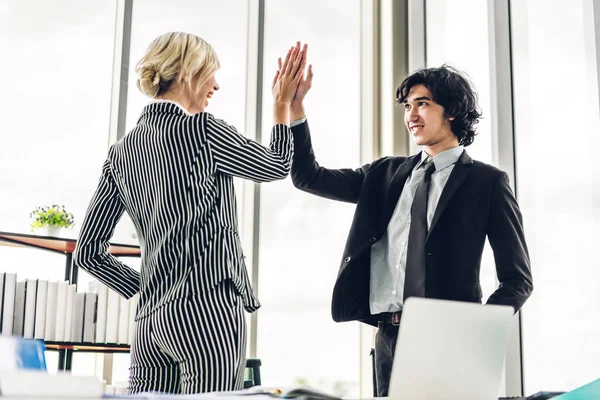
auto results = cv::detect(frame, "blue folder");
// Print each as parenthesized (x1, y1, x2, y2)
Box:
(0, 336, 47, 371)
(554, 378, 600, 399)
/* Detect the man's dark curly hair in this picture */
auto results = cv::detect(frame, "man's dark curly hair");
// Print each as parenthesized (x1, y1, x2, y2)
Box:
(396, 64, 482, 147)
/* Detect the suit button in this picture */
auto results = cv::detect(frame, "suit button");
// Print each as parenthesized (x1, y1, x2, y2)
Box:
(368, 237, 377, 243)
(344, 256, 352, 263)
(427, 253, 434, 256)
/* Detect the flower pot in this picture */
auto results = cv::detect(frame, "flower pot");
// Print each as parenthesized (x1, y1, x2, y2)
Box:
(40, 225, 62, 237)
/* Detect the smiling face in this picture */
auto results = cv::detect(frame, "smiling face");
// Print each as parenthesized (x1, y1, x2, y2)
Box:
(196, 72, 219, 111)
(403, 84, 459, 156)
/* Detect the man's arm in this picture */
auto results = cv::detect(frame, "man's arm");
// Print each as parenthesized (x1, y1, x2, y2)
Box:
(288, 55, 368, 203)
(486, 172, 533, 312)
(205, 114, 293, 183)
(291, 117, 368, 204)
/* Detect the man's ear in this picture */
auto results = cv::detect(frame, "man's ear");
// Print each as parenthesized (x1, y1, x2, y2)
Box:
(448, 116, 455, 121)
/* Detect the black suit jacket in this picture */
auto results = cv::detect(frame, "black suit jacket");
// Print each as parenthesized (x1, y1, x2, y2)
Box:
(291, 121, 533, 327)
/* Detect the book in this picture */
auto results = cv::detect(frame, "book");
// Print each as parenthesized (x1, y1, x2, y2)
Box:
(103, 386, 341, 400)
(83, 292, 97, 343)
(43, 281, 58, 341)
(22, 279, 38, 339)
(54, 281, 69, 341)
(33, 279, 48, 339)
(89, 281, 108, 343)
(105, 288, 120, 343)
(246, 386, 342, 400)
(12, 280, 26, 336)
(0, 273, 4, 331)
(128, 292, 139, 344)
(117, 295, 130, 344)
(63, 284, 76, 342)
(71, 292, 85, 343)
(1, 273, 17, 335)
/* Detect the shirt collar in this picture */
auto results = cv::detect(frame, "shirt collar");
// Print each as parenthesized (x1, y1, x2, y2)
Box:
(149, 99, 193, 116)
(415, 146, 464, 172)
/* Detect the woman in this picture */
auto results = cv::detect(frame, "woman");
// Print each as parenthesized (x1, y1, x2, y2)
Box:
(74, 32, 306, 394)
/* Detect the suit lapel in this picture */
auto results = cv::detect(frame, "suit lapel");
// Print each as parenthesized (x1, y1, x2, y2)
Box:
(427, 150, 473, 239)
(379, 153, 422, 229)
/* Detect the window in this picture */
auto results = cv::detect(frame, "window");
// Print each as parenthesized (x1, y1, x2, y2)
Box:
(0, 0, 117, 371)
(511, 0, 600, 392)
(0, 0, 116, 234)
(124, 0, 250, 135)
(256, 0, 362, 396)
(425, 0, 497, 301)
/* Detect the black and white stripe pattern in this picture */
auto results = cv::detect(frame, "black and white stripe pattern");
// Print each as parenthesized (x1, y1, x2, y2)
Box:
(129, 279, 246, 394)
(74, 101, 292, 391)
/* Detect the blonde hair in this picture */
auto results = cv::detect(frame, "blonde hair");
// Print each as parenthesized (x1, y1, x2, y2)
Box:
(136, 32, 220, 98)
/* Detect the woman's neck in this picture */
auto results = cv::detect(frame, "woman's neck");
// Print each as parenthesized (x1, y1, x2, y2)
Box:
(158, 88, 202, 114)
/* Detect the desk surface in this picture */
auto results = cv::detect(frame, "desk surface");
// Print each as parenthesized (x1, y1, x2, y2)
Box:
(0, 230, 141, 256)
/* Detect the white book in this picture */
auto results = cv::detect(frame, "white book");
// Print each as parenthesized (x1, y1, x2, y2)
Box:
(0, 370, 104, 398)
(128, 293, 139, 344)
(71, 292, 85, 343)
(44, 281, 58, 341)
(83, 292, 97, 343)
(22, 279, 38, 339)
(89, 281, 108, 344)
(0, 273, 4, 332)
(12, 281, 26, 336)
(63, 284, 76, 342)
(105, 289, 120, 344)
(54, 281, 69, 341)
(1, 273, 17, 335)
(33, 280, 48, 339)
(0, 273, 5, 330)
(117, 295, 130, 344)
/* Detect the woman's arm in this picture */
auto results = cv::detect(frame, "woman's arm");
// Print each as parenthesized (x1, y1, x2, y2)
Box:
(74, 158, 140, 299)
(202, 43, 307, 183)
(204, 115, 293, 182)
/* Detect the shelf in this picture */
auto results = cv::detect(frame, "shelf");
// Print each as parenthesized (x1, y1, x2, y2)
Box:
(0, 231, 141, 256)
(44, 341, 131, 353)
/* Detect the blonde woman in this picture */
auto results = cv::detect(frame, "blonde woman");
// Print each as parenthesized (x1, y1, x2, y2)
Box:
(74, 32, 306, 394)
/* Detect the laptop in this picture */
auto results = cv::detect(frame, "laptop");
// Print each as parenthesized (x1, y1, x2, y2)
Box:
(388, 297, 514, 400)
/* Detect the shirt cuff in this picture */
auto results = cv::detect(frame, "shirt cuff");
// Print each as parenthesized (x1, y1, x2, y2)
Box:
(290, 117, 307, 127)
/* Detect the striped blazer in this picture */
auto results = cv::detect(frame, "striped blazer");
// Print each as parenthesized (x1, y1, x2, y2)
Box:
(74, 101, 293, 318)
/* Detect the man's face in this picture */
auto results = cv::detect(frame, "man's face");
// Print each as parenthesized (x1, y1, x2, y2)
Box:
(403, 84, 456, 151)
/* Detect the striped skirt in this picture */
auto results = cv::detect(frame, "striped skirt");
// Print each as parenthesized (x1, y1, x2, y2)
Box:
(128, 279, 246, 394)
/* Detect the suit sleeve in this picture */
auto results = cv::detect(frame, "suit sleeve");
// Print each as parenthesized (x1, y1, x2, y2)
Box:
(486, 172, 533, 312)
(205, 114, 293, 182)
(73, 158, 141, 299)
(291, 120, 368, 204)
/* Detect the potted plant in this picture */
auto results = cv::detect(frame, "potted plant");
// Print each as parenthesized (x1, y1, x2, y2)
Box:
(30, 205, 75, 237)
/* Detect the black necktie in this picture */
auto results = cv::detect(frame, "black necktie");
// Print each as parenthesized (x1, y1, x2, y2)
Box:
(404, 160, 436, 301)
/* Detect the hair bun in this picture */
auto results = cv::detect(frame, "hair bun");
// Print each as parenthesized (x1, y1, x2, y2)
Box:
(137, 66, 161, 98)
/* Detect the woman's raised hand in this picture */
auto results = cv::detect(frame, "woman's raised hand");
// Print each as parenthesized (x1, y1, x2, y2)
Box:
(272, 42, 307, 105)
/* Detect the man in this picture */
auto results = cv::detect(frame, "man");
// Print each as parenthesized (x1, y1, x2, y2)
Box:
(289, 64, 533, 396)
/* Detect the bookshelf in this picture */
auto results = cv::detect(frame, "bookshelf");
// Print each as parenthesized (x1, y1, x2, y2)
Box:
(44, 341, 132, 353)
(0, 230, 140, 371)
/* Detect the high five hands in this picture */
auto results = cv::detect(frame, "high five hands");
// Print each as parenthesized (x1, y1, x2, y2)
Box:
(271, 42, 313, 125)
(272, 43, 306, 104)
(279, 42, 313, 110)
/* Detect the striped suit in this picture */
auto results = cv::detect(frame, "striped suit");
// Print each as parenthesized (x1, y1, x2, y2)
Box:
(74, 101, 293, 394)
